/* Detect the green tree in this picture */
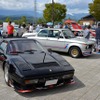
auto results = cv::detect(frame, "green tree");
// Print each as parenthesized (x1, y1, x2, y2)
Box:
(5, 17, 11, 22)
(43, 3, 67, 23)
(20, 16, 27, 23)
(0, 20, 3, 24)
(89, 0, 100, 21)
(37, 18, 46, 24)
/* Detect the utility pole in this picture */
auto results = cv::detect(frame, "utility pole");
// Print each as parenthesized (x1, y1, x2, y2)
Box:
(52, 0, 54, 26)
(34, 0, 37, 24)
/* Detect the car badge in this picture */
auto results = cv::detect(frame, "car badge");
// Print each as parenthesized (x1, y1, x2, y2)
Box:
(49, 69, 52, 72)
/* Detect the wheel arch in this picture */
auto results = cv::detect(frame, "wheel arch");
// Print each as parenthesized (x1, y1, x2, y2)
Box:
(68, 46, 82, 58)
(3, 61, 10, 71)
(68, 46, 82, 53)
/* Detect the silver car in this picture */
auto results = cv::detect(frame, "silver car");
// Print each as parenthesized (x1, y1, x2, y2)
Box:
(28, 28, 95, 58)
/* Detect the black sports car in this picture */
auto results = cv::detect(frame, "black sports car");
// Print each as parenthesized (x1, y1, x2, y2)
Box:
(0, 38, 75, 93)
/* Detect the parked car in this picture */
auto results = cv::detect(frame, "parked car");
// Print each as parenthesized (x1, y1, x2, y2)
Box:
(27, 28, 95, 58)
(0, 38, 75, 93)
(90, 29, 96, 38)
(22, 30, 37, 37)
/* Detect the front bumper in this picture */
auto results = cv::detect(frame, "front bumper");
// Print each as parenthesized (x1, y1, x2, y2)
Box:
(82, 45, 94, 56)
(12, 72, 75, 93)
(14, 79, 75, 93)
(82, 50, 92, 56)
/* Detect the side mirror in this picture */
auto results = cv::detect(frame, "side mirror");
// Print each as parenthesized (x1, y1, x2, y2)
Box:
(48, 48, 52, 53)
(9, 65, 16, 73)
(65, 35, 68, 38)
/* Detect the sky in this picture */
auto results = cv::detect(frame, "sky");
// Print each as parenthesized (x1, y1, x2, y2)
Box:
(0, 0, 93, 14)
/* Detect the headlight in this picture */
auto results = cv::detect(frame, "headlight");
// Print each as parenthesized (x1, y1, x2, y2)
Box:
(62, 74, 73, 79)
(25, 79, 38, 84)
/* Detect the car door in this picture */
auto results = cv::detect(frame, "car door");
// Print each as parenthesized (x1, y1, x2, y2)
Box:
(46, 30, 67, 52)
(34, 29, 49, 47)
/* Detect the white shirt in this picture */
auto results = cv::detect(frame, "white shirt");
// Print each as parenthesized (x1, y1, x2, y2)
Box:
(29, 25, 33, 32)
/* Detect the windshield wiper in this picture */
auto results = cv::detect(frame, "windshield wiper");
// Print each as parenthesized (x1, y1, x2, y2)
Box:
(10, 51, 23, 54)
(24, 49, 37, 53)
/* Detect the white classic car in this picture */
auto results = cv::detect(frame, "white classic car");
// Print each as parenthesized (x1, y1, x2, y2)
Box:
(27, 28, 95, 58)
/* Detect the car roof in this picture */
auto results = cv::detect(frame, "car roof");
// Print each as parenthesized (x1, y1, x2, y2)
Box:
(1, 38, 36, 42)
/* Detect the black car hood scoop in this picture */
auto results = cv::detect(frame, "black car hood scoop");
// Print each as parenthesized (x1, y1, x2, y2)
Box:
(33, 62, 59, 68)
(19, 52, 59, 68)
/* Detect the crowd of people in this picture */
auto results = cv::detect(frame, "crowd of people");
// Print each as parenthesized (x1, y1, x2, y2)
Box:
(1, 21, 100, 53)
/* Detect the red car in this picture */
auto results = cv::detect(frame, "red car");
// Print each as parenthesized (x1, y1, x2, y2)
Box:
(90, 29, 96, 38)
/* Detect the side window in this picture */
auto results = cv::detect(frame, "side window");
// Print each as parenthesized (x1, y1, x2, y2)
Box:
(62, 30, 75, 38)
(48, 30, 63, 38)
(48, 30, 54, 37)
(38, 30, 48, 37)
(0, 42, 8, 51)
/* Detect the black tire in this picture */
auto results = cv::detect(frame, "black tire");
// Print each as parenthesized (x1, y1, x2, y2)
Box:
(69, 47, 81, 58)
(4, 63, 10, 86)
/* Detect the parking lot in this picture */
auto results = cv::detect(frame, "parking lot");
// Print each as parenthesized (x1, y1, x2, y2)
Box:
(0, 53, 100, 100)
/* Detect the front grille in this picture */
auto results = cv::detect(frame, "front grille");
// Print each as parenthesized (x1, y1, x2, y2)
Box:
(33, 62, 59, 68)
(86, 44, 93, 49)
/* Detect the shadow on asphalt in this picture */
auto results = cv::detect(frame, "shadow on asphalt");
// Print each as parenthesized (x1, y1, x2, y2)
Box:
(54, 51, 100, 59)
(51, 51, 70, 57)
(83, 53, 100, 59)
(18, 76, 85, 98)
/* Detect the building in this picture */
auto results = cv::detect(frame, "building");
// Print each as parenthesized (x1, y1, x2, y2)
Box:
(79, 15, 96, 26)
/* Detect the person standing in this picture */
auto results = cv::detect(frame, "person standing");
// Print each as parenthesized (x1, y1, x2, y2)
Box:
(29, 23, 34, 33)
(17, 24, 27, 37)
(7, 21, 14, 38)
(64, 23, 68, 29)
(95, 23, 100, 53)
(83, 25, 91, 39)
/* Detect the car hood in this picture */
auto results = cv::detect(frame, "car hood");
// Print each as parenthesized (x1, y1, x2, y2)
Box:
(22, 32, 37, 37)
(68, 37, 95, 44)
(11, 52, 74, 77)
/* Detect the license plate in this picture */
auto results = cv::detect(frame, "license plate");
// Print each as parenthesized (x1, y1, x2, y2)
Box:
(45, 79, 58, 86)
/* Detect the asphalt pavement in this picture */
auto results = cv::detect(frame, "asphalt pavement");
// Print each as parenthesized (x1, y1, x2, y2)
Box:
(0, 52, 100, 100)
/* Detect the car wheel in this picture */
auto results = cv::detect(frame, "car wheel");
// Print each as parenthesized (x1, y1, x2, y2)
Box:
(69, 47, 81, 58)
(4, 63, 10, 86)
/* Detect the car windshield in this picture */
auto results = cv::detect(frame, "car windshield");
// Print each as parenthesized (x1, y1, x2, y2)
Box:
(62, 30, 75, 38)
(8, 39, 45, 53)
